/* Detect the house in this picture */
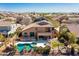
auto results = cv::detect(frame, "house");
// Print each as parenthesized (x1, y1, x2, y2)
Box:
(0, 20, 21, 36)
(0, 21, 12, 36)
(66, 24, 79, 38)
(21, 20, 58, 41)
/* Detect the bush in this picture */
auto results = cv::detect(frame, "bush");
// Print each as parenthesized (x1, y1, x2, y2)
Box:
(58, 25, 76, 44)
(50, 40, 64, 49)
(15, 27, 22, 37)
(42, 46, 51, 55)
(0, 34, 5, 42)
(67, 32, 76, 44)
(9, 33, 15, 37)
(33, 46, 51, 55)
(59, 37, 65, 43)
(34, 47, 43, 54)
(76, 39, 79, 45)
(50, 40, 59, 48)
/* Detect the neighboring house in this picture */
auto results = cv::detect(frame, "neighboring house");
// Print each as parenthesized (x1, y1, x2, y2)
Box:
(8, 24, 22, 34)
(21, 20, 58, 41)
(0, 20, 21, 36)
(0, 21, 12, 36)
(66, 24, 79, 38)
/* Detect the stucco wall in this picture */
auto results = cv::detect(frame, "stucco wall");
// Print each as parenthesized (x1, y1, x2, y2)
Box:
(22, 27, 54, 41)
(23, 27, 36, 36)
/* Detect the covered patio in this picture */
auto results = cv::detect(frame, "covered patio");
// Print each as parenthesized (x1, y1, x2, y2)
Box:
(37, 32, 52, 41)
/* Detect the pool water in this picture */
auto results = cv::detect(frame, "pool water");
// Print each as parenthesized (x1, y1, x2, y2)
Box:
(17, 44, 25, 52)
(17, 43, 36, 52)
(25, 44, 32, 51)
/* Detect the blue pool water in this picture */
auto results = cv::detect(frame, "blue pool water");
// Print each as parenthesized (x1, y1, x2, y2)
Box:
(17, 43, 36, 52)
(17, 44, 25, 52)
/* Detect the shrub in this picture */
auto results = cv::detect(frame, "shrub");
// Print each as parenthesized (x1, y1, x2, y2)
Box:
(42, 46, 51, 55)
(58, 25, 76, 45)
(76, 39, 79, 45)
(0, 34, 5, 42)
(33, 47, 43, 54)
(33, 46, 51, 55)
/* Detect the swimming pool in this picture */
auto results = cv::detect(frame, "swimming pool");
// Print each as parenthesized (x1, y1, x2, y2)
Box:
(16, 43, 37, 52)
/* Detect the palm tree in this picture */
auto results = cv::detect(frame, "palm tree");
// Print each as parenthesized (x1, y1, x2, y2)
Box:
(15, 27, 22, 37)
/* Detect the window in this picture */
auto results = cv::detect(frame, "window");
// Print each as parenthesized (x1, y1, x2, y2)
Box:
(22, 32, 27, 37)
(52, 27, 54, 30)
(30, 32, 34, 37)
(46, 27, 51, 32)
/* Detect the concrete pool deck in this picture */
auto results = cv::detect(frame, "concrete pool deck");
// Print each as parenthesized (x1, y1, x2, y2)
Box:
(15, 41, 46, 47)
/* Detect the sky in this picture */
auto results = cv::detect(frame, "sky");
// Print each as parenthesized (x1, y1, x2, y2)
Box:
(0, 3, 79, 13)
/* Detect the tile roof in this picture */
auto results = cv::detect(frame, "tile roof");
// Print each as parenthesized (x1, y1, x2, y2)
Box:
(66, 24, 79, 37)
(22, 20, 54, 31)
(0, 20, 13, 26)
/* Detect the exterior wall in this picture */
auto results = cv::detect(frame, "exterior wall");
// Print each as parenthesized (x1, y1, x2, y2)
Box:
(23, 27, 36, 37)
(36, 27, 47, 32)
(8, 24, 22, 34)
(22, 27, 54, 41)
(0, 26, 11, 34)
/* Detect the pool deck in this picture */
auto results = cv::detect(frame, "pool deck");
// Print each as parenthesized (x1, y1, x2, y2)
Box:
(15, 39, 48, 47)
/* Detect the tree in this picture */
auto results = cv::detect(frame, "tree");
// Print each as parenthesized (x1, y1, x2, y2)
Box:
(42, 46, 51, 55)
(34, 46, 43, 54)
(21, 16, 32, 25)
(58, 25, 76, 45)
(15, 27, 22, 37)
(16, 16, 23, 24)
(58, 25, 70, 42)
(0, 15, 4, 19)
(50, 40, 64, 49)
(16, 16, 32, 25)
(33, 46, 51, 55)
(0, 35, 9, 47)
(67, 32, 76, 44)
(59, 25, 70, 35)
(0, 34, 5, 42)
(9, 33, 15, 38)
